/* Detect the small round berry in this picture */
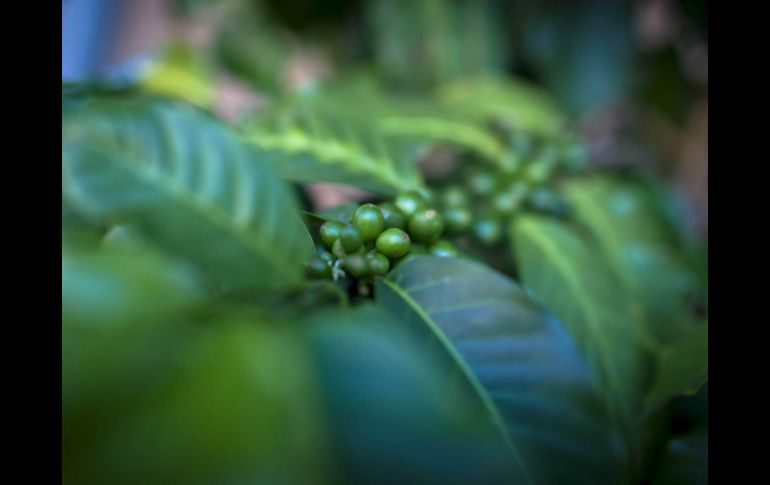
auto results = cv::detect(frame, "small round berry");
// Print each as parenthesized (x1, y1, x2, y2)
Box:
(472, 216, 502, 246)
(317, 247, 334, 264)
(524, 159, 553, 185)
(443, 207, 472, 235)
(319, 221, 345, 249)
(343, 254, 370, 278)
(441, 185, 470, 208)
(353, 203, 385, 241)
(340, 224, 363, 253)
(408, 209, 444, 244)
(394, 191, 427, 218)
(367, 252, 391, 275)
(306, 258, 331, 278)
(428, 240, 458, 258)
(468, 170, 497, 196)
(378, 202, 407, 230)
(376, 228, 411, 259)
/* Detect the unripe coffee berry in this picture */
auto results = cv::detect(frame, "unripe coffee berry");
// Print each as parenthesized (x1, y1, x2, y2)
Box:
(441, 185, 470, 208)
(408, 209, 444, 244)
(319, 221, 345, 249)
(428, 240, 458, 258)
(376, 228, 411, 259)
(366, 252, 391, 275)
(443, 207, 472, 234)
(378, 202, 407, 230)
(306, 258, 332, 278)
(472, 216, 502, 246)
(394, 191, 427, 218)
(343, 254, 370, 278)
(353, 203, 384, 241)
(340, 224, 363, 253)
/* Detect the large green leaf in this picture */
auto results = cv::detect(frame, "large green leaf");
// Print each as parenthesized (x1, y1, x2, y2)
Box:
(64, 317, 336, 484)
(564, 177, 701, 343)
(513, 216, 656, 438)
(645, 322, 708, 414)
(306, 305, 517, 485)
(62, 249, 204, 422)
(376, 256, 625, 484)
(64, 301, 520, 484)
(62, 96, 314, 291)
(245, 100, 424, 195)
(437, 75, 566, 137)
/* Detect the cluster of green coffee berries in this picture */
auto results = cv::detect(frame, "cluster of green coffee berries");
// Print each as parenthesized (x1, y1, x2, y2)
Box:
(306, 191, 458, 280)
(432, 134, 585, 246)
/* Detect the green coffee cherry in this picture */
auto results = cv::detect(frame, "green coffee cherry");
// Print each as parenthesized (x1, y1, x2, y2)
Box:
(376, 228, 411, 259)
(468, 170, 497, 196)
(367, 252, 391, 275)
(353, 203, 384, 242)
(394, 191, 427, 218)
(343, 254, 370, 278)
(529, 188, 568, 215)
(472, 216, 502, 246)
(340, 224, 363, 253)
(408, 209, 444, 244)
(319, 221, 345, 249)
(524, 159, 553, 185)
(317, 247, 334, 264)
(306, 258, 331, 278)
(378, 203, 407, 230)
(441, 185, 470, 208)
(428, 240, 458, 258)
(443, 207, 472, 235)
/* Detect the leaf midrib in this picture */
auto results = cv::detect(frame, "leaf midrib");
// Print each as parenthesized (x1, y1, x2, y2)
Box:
(247, 131, 414, 193)
(517, 220, 632, 427)
(68, 140, 301, 284)
(379, 277, 535, 485)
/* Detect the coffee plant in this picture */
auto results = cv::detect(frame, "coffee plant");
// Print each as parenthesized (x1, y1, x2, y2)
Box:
(62, 2, 707, 484)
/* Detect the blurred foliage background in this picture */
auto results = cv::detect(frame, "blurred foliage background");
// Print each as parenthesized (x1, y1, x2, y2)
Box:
(63, 0, 707, 235)
(62, 1, 707, 483)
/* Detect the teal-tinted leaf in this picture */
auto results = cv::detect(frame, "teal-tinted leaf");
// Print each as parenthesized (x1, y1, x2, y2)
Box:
(513, 216, 655, 437)
(653, 427, 708, 485)
(307, 305, 517, 485)
(376, 257, 625, 484)
(62, 96, 314, 291)
(565, 177, 701, 343)
(645, 322, 708, 414)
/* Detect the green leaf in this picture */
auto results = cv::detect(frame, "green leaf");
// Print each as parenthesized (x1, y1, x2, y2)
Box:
(245, 101, 424, 195)
(376, 256, 625, 484)
(62, 250, 202, 330)
(564, 177, 701, 343)
(306, 305, 518, 485)
(377, 115, 508, 168)
(62, 96, 314, 291)
(64, 319, 336, 484)
(645, 322, 708, 414)
(438, 75, 566, 137)
(512, 216, 656, 437)
(62, 250, 204, 433)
